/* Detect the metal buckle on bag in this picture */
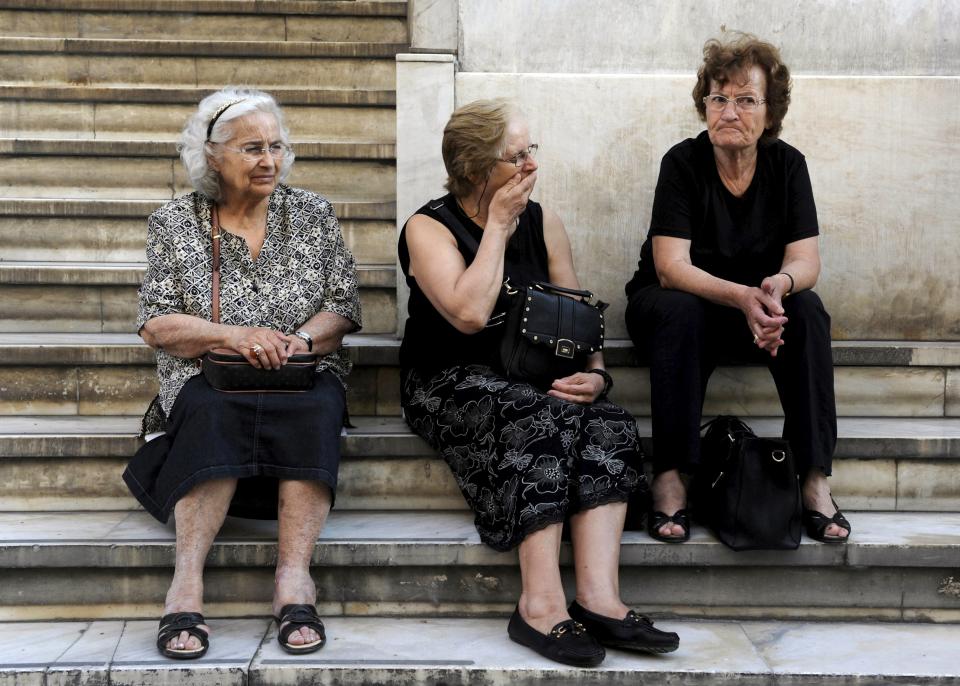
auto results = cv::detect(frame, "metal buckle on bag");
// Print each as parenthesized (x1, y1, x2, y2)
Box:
(771, 450, 786, 463)
(556, 339, 575, 358)
(503, 277, 518, 295)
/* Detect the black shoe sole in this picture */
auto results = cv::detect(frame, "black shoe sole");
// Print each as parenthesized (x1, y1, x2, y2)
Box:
(508, 633, 605, 668)
(601, 639, 679, 654)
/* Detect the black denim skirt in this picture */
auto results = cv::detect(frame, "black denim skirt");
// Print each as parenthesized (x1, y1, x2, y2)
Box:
(123, 371, 345, 522)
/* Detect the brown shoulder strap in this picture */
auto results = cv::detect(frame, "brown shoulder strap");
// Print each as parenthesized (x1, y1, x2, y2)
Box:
(211, 204, 221, 324)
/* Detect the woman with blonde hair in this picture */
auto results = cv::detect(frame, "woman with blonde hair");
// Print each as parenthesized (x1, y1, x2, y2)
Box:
(399, 99, 679, 666)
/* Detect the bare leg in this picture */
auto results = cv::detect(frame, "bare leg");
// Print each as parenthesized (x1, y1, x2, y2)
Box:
(650, 469, 687, 539)
(164, 477, 237, 652)
(517, 523, 569, 635)
(803, 469, 849, 539)
(273, 480, 331, 647)
(570, 502, 630, 619)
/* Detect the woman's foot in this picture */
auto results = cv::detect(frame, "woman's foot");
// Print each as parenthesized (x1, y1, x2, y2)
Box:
(162, 575, 209, 654)
(802, 470, 850, 540)
(568, 600, 679, 654)
(508, 607, 605, 667)
(273, 566, 321, 649)
(649, 469, 688, 540)
(517, 590, 572, 636)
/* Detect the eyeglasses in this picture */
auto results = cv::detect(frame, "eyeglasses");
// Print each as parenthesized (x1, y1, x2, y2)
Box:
(703, 94, 766, 112)
(219, 142, 292, 162)
(499, 143, 538, 168)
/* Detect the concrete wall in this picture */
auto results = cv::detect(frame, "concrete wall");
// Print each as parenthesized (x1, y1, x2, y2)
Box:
(401, 0, 960, 340)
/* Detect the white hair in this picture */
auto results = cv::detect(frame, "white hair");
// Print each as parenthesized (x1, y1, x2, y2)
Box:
(178, 87, 295, 201)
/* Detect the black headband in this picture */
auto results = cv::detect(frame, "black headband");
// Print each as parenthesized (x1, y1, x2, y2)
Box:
(206, 100, 243, 140)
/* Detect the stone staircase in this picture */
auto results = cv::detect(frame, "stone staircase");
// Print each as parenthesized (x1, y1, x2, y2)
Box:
(1, 1, 960, 683)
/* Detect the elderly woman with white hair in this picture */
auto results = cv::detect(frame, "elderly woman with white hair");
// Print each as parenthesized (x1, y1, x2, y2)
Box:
(123, 87, 361, 659)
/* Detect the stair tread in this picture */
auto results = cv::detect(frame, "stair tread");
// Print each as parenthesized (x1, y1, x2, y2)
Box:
(0, 261, 395, 286)
(3, 415, 960, 461)
(1, 333, 958, 367)
(0, 84, 396, 105)
(0, 36, 408, 57)
(0, 137, 397, 157)
(0, 509, 958, 569)
(0, 197, 396, 218)
(1, 615, 957, 683)
(0, 0, 408, 17)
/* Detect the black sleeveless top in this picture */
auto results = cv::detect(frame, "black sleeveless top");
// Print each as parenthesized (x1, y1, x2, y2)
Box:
(398, 193, 551, 375)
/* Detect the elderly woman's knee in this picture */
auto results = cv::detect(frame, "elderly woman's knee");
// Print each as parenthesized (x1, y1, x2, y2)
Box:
(627, 287, 708, 339)
(784, 290, 831, 330)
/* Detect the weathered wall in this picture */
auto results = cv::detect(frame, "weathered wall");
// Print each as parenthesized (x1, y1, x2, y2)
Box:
(401, 0, 960, 340)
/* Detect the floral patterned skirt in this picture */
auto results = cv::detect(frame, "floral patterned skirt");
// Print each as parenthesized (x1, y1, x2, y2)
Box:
(401, 364, 646, 552)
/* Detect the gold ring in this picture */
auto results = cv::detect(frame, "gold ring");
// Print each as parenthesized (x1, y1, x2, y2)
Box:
(252, 344, 263, 355)
(753, 334, 759, 344)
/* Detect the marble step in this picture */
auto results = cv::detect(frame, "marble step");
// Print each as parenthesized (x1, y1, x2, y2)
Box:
(2, 335, 957, 419)
(0, 139, 396, 201)
(0, 509, 959, 622)
(0, 36, 408, 59)
(0, 39, 399, 90)
(0, 333, 403, 417)
(2, 334, 958, 368)
(0, 92, 396, 142)
(0, 5, 408, 43)
(2, 415, 960, 513)
(0, 196, 395, 262)
(0, 0, 408, 17)
(1, 617, 960, 686)
(0, 84, 397, 106)
(0, 138, 396, 158)
(0, 262, 397, 334)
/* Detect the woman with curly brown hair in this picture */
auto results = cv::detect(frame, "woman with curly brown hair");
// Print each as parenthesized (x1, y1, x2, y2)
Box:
(624, 34, 851, 545)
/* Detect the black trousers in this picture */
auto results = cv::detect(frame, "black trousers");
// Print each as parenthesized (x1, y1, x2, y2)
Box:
(625, 285, 837, 477)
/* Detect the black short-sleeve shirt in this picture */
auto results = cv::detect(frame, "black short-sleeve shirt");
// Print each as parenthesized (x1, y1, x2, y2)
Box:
(625, 131, 819, 297)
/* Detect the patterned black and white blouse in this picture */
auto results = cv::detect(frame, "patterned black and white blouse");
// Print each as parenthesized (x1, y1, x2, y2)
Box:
(137, 185, 362, 426)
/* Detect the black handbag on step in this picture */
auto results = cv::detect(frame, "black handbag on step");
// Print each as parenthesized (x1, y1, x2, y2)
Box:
(432, 200, 607, 389)
(199, 205, 318, 393)
(693, 416, 802, 551)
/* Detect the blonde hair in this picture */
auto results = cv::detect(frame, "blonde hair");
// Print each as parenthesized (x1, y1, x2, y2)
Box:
(442, 98, 519, 197)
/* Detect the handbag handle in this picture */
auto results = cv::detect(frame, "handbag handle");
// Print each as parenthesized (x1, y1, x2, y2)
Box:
(211, 204, 222, 325)
(531, 281, 592, 299)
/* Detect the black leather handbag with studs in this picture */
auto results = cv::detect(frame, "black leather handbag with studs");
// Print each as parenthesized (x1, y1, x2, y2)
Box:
(498, 280, 607, 388)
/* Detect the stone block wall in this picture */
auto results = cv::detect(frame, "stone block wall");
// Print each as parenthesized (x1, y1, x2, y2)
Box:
(400, 0, 960, 340)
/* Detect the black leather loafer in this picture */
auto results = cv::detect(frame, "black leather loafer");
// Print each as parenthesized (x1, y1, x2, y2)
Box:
(507, 607, 605, 667)
(568, 601, 679, 654)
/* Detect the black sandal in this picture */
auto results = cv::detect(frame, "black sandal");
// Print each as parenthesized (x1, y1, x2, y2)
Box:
(803, 498, 851, 543)
(157, 612, 209, 660)
(647, 509, 690, 543)
(275, 604, 326, 654)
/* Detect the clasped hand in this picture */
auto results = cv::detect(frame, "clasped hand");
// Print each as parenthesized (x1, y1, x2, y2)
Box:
(225, 326, 309, 369)
(741, 276, 790, 357)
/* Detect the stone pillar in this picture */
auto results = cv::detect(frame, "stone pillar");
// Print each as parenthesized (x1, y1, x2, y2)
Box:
(395, 53, 456, 336)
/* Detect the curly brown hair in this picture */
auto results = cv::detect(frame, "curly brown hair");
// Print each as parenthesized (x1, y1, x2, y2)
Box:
(692, 32, 791, 139)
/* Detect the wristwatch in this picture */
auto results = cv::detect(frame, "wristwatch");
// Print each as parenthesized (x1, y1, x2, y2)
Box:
(586, 368, 613, 398)
(293, 330, 313, 351)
